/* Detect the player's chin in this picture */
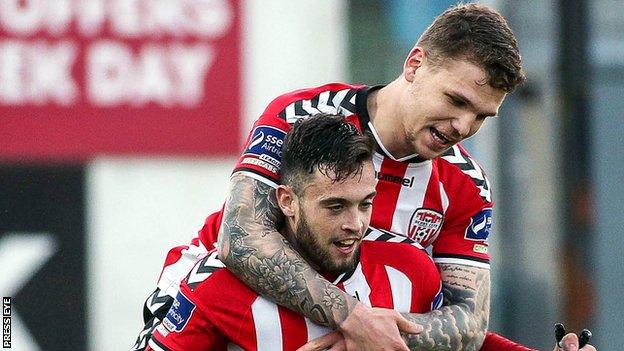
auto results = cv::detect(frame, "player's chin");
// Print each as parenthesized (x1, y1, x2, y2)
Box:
(331, 259, 357, 274)
(324, 252, 353, 270)
(417, 146, 447, 160)
(414, 140, 447, 159)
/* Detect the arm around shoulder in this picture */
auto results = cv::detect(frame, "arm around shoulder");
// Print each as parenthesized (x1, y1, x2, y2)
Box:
(217, 172, 357, 328)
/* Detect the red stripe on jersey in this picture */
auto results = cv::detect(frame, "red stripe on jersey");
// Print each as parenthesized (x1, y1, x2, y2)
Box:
(335, 281, 345, 291)
(481, 332, 537, 351)
(363, 263, 394, 309)
(345, 114, 362, 131)
(278, 307, 308, 350)
(371, 158, 409, 230)
(198, 210, 223, 248)
(233, 299, 258, 350)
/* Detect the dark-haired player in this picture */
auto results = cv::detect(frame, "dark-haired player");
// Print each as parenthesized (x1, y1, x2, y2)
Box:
(145, 114, 443, 351)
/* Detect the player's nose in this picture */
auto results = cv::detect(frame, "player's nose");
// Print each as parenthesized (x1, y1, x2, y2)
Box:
(341, 209, 365, 234)
(451, 113, 476, 138)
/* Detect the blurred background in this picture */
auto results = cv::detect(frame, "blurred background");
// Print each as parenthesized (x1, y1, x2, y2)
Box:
(0, 0, 622, 350)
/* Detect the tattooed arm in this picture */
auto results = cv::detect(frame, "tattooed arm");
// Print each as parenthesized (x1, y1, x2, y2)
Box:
(402, 263, 491, 351)
(217, 173, 355, 326)
(217, 173, 357, 327)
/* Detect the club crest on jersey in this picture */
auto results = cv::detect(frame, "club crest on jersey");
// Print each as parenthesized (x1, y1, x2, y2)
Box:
(162, 291, 195, 333)
(407, 208, 444, 245)
(464, 208, 492, 241)
(242, 126, 286, 175)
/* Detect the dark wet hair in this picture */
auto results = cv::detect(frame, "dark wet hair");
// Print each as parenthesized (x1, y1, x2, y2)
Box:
(281, 113, 374, 194)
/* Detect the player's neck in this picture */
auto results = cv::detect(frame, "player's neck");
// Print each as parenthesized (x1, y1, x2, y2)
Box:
(368, 81, 415, 159)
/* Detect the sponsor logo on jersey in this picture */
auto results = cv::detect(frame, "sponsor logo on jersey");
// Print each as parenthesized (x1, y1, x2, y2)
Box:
(162, 292, 195, 333)
(407, 208, 444, 245)
(464, 208, 492, 241)
(245, 126, 286, 159)
(242, 126, 286, 175)
(375, 171, 414, 188)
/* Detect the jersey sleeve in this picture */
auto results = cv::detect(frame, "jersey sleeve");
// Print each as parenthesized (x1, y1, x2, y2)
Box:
(232, 113, 291, 188)
(359, 236, 443, 313)
(432, 147, 493, 268)
(148, 288, 227, 351)
(405, 246, 444, 312)
(480, 332, 537, 351)
(414, 256, 444, 312)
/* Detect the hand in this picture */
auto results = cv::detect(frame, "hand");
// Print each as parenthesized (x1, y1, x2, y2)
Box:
(299, 303, 423, 351)
(554, 324, 596, 351)
(554, 333, 596, 351)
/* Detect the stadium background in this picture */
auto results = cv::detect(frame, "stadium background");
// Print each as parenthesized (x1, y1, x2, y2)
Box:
(0, 0, 621, 349)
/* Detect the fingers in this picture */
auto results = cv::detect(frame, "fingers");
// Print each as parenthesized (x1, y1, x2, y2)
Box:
(554, 323, 594, 351)
(558, 333, 579, 351)
(555, 323, 566, 344)
(393, 313, 423, 334)
(558, 333, 595, 351)
(296, 331, 343, 351)
(578, 329, 592, 349)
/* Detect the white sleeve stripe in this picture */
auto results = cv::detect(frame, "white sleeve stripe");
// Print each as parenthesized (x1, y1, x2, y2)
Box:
(148, 339, 169, 351)
(385, 266, 412, 312)
(233, 171, 278, 189)
(433, 257, 491, 269)
(251, 297, 283, 351)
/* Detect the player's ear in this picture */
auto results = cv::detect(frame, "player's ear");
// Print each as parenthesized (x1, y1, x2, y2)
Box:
(276, 185, 297, 217)
(403, 46, 426, 83)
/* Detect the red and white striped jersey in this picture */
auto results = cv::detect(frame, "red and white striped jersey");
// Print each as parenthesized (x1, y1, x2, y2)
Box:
(228, 82, 493, 268)
(148, 229, 443, 351)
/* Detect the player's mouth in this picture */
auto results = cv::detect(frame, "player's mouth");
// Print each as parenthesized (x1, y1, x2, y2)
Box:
(430, 127, 454, 146)
(333, 238, 359, 254)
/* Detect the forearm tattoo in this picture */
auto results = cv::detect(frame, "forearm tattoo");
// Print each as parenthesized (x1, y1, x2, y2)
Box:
(402, 264, 491, 351)
(217, 173, 356, 328)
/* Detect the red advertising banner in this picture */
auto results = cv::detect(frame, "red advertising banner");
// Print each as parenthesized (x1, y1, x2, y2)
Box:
(0, 0, 241, 161)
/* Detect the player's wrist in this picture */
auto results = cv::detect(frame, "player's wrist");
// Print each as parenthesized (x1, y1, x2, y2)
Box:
(337, 301, 371, 332)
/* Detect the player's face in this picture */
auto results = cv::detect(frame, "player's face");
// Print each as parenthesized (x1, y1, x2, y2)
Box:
(398, 52, 506, 159)
(294, 161, 377, 275)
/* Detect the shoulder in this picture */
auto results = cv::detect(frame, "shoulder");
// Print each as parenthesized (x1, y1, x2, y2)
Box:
(436, 144, 492, 203)
(262, 82, 366, 122)
(360, 228, 434, 268)
(184, 252, 255, 301)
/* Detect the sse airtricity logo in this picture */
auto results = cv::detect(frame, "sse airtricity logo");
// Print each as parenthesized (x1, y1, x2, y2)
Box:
(464, 208, 492, 241)
(162, 292, 196, 333)
(248, 130, 265, 149)
(241, 126, 287, 175)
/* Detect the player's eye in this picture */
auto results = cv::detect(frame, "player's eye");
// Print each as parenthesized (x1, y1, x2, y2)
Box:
(360, 202, 373, 210)
(327, 204, 344, 213)
(449, 96, 466, 107)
